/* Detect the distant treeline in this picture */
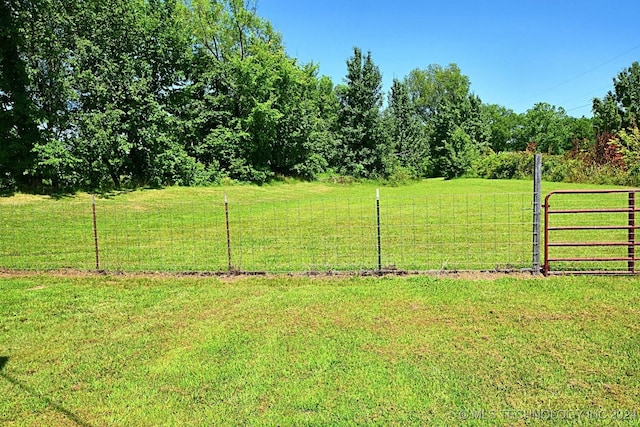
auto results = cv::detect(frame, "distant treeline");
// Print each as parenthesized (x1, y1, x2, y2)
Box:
(1, 0, 639, 193)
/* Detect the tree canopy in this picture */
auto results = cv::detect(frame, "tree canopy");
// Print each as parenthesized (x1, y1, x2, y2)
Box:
(0, 0, 637, 192)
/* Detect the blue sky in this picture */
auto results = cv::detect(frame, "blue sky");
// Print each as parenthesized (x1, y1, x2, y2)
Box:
(258, 0, 640, 117)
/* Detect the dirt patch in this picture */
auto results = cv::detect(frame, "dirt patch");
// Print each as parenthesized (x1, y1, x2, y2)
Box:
(0, 268, 541, 281)
(0, 268, 103, 279)
(432, 270, 540, 281)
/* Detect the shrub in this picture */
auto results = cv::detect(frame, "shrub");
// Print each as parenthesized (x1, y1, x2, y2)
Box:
(384, 166, 416, 186)
(617, 127, 640, 184)
(471, 151, 534, 179)
(472, 150, 637, 186)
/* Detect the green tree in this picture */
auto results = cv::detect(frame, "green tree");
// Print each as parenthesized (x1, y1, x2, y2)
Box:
(567, 116, 595, 152)
(612, 62, 640, 128)
(406, 64, 487, 178)
(9, 0, 198, 190)
(336, 47, 389, 178)
(14, 0, 99, 190)
(480, 104, 521, 152)
(312, 75, 340, 172)
(406, 64, 470, 123)
(440, 127, 478, 179)
(592, 93, 622, 134)
(235, 46, 330, 179)
(386, 78, 430, 176)
(593, 62, 640, 133)
(182, 0, 332, 182)
(616, 126, 640, 184)
(67, 0, 196, 188)
(0, 0, 42, 189)
(433, 95, 487, 179)
(515, 103, 571, 154)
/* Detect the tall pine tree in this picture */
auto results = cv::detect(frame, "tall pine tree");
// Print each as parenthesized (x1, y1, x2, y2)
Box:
(387, 78, 430, 177)
(336, 47, 389, 178)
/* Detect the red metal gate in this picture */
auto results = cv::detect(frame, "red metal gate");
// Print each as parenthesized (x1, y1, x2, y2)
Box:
(543, 189, 639, 275)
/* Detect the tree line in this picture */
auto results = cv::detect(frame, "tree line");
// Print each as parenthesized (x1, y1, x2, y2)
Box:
(1, 0, 639, 193)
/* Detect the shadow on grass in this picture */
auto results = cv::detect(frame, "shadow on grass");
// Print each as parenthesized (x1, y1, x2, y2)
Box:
(0, 356, 93, 427)
(94, 186, 170, 199)
(46, 192, 81, 201)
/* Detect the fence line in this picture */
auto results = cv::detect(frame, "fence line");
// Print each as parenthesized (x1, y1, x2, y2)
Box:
(0, 191, 538, 274)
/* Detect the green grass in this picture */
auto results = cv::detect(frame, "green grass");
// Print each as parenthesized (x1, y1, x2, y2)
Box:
(1, 273, 639, 425)
(0, 178, 636, 273)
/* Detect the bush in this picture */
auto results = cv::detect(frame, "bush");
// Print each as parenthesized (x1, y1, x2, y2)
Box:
(472, 150, 638, 186)
(542, 156, 582, 182)
(471, 152, 534, 179)
(542, 154, 636, 186)
(618, 127, 640, 184)
(384, 166, 416, 186)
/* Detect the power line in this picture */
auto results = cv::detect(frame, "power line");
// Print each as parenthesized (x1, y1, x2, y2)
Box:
(518, 42, 640, 104)
(556, 84, 613, 115)
(565, 103, 592, 113)
(550, 42, 640, 90)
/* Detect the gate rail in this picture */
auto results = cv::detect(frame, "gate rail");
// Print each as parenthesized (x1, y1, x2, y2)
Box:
(543, 189, 640, 275)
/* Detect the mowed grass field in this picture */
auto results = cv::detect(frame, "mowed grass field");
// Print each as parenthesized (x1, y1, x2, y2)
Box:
(1, 273, 639, 426)
(1, 178, 635, 273)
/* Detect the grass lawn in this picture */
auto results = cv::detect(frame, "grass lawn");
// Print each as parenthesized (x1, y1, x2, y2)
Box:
(1, 273, 639, 425)
(1, 178, 634, 273)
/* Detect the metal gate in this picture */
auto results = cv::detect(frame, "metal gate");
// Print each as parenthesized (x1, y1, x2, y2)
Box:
(543, 189, 639, 275)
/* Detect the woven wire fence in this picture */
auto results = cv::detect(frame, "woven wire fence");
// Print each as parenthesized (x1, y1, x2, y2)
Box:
(0, 192, 535, 273)
(1, 197, 94, 270)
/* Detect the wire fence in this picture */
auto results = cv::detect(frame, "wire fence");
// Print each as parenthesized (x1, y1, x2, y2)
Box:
(0, 192, 535, 274)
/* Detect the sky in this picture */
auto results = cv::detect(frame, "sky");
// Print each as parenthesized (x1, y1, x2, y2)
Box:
(258, 0, 640, 117)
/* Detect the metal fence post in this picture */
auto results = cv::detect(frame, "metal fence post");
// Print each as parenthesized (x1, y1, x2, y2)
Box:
(532, 153, 542, 274)
(224, 194, 232, 272)
(376, 188, 382, 273)
(91, 194, 100, 271)
(629, 191, 635, 273)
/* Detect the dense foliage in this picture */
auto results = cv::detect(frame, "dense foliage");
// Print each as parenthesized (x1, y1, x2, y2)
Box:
(1, 0, 638, 192)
